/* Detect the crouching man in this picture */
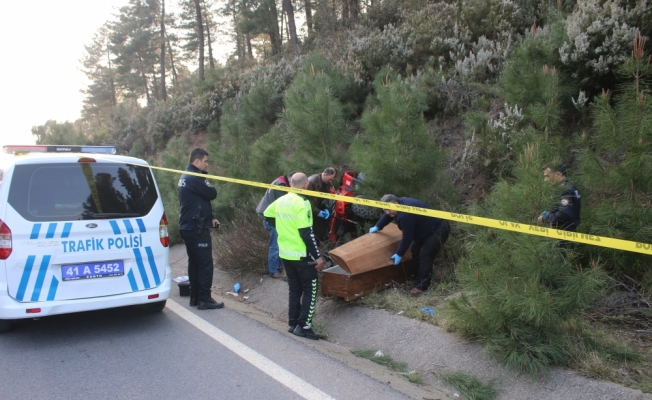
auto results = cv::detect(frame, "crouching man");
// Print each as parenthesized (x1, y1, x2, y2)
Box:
(370, 194, 450, 295)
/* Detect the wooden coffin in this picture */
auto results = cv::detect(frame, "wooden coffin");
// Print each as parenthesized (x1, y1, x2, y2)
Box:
(321, 224, 416, 301)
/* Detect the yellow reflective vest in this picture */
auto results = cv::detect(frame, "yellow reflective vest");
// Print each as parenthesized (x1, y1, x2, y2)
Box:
(264, 192, 313, 261)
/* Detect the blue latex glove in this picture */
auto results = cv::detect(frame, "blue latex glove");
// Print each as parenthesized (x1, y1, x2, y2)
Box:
(317, 209, 330, 219)
(390, 254, 402, 265)
(369, 226, 379, 233)
(541, 210, 549, 217)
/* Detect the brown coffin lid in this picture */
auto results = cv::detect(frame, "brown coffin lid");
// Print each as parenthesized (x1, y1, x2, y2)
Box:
(328, 223, 412, 275)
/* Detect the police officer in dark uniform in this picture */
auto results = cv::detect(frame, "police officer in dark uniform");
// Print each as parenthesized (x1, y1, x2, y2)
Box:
(537, 163, 581, 247)
(178, 148, 223, 310)
(369, 194, 450, 295)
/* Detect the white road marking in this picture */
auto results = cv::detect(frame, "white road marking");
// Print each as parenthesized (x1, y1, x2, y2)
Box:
(167, 299, 336, 400)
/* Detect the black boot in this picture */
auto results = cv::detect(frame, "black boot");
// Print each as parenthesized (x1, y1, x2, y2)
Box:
(198, 298, 224, 310)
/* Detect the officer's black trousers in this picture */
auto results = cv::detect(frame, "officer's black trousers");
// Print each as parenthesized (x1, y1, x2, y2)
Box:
(283, 258, 318, 328)
(180, 229, 214, 302)
(411, 222, 450, 291)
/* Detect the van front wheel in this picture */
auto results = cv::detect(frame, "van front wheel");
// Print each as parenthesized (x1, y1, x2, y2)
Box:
(142, 300, 167, 313)
(0, 319, 15, 333)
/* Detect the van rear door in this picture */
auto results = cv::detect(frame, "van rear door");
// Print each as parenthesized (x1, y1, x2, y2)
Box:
(4, 160, 167, 302)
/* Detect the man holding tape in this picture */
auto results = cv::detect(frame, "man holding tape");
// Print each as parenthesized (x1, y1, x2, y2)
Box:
(264, 172, 325, 340)
(369, 195, 450, 295)
(537, 163, 581, 248)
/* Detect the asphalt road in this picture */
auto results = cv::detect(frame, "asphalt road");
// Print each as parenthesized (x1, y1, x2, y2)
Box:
(0, 294, 411, 400)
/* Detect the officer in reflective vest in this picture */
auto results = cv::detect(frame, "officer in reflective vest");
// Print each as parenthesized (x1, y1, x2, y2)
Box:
(264, 172, 324, 340)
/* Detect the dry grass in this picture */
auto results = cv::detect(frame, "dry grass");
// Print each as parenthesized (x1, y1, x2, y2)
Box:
(359, 281, 458, 325)
(566, 315, 652, 393)
(438, 371, 499, 400)
(351, 348, 424, 384)
(212, 208, 269, 274)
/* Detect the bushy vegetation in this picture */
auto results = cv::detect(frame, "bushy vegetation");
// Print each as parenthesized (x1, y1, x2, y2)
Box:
(32, 0, 652, 386)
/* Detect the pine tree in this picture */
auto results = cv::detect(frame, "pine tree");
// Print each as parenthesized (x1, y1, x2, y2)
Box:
(110, 0, 162, 105)
(31, 121, 89, 145)
(575, 32, 652, 277)
(80, 24, 119, 132)
(447, 142, 608, 374)
(350, 69, 444, 199)
(280, 62, 350, 172)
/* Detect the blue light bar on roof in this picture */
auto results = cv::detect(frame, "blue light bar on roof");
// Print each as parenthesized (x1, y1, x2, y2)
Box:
(3, 145, 117, 155)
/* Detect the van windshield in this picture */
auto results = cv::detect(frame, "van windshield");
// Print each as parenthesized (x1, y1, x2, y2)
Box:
(8, 162, 159, 222)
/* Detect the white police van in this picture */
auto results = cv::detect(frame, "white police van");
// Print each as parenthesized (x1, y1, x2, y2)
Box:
(0, 145, 171, 332)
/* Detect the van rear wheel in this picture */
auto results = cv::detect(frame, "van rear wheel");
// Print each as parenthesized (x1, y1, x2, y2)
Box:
(142, 300, 167, 313)
(0, 319, 15, 333)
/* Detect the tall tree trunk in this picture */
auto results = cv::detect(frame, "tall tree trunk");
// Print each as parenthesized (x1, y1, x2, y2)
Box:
(232, 10, 243, 61)
(280, 2, 284, 46)
(342, 0, 349, 26)
(152, 73, 159, 100)
(166, 34, 178, 90)
(160, 0, 167, 101)
(194, 0, 205, 80)
(205, 18, 215, 69)
(305, 0, 313, 38)
(283, 0, 299, 57)
(106, 48, 117, 107)
(349, 0, 359, 25)
(203, 1, 215, 70)
(266, 0, 281, 56)
(246, 33, 253, 57)
(138, 54, 152, 105)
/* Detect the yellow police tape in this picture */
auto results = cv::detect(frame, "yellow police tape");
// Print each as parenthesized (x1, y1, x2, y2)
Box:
(102, 159, 652, 257)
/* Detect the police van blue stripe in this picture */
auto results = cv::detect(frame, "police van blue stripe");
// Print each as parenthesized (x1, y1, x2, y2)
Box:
(109, 220, 121, 235)
(31, 255, 52, 301)
(30, 224, 41, 240)
(133, 249, 151, 289)
(61, 223, 72, 238)
(46, 223, 57, 239)
(136, 219, 146, 232)
(47, 277, 59, 301)
(123, 219, 134, 234)
(127, 269, 138, 291)
(145, 247, 161, 286)
(16, 256, 36, 301)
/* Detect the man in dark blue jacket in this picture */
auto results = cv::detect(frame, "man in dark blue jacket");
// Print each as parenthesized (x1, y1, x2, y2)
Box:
(537, 163, 581, 248)
(369, 194, 449, 295)
(178, 148, 223, 310)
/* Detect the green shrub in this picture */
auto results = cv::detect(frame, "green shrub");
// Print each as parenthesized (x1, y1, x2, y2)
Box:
(575, 38, 652, 277)
(350, 69, 445, 199)
(280, 62, 351, 172)
(446, 142, 608, 374)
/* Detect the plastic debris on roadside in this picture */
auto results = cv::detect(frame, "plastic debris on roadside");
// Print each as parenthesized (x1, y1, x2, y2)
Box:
(234, 282, 241, 293)
(173, 276, 189, 283)
(396, 310, 404, 315)
(374, 350, 384, 357)
(244, 288, 250, 293)
(420, 307, 435, 315)
(243, 296, 249, 300)
(226, 292, 239, 297)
